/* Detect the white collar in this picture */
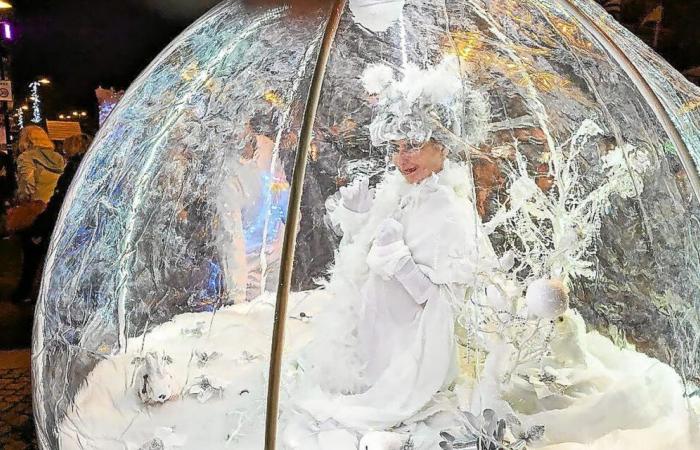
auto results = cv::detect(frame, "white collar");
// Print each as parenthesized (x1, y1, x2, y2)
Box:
(390, 160, 473, 195)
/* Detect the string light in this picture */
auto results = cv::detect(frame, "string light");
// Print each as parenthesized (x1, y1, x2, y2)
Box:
(57, 111, 87, 120)
(16, 106, 23, 129)
(29, 81, 42, 123)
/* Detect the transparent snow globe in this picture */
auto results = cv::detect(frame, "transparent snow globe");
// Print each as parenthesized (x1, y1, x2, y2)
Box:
(33, 0, 700, 449)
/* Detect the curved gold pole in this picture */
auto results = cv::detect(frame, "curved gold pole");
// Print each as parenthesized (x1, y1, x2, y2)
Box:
(264, 1, 347, 448)
(558, 0, 700, 202)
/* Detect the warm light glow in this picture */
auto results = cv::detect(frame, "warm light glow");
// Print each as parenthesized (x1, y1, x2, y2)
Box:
(21, 104, 28, 110)
(59, 114, 65, 119)
(72, 111, 79, 116)
(0, 1, 12, 10)
(680, 98, 700, 114)
(263, 90, 284, 107)
(38, 78, 51, 85)
(80, 111, 87, 117)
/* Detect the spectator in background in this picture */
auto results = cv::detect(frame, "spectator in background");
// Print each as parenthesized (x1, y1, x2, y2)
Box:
(8, 125, 65, 303)
(0, 147, 15, 236)
(14, 125, 65, 206)
(240, 113, 291, 300)
(37, 132, 92, 231)
(0, 145, 15, 205)
(39, 132, 91, 230)
(2, 125, 65, 235)
(15, 132, 93, 301)
(61, 133, 91, 181)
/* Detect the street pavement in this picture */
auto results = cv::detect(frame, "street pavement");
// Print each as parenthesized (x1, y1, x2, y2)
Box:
(0, 235, 34, 350)
(0, 350, 37, 449)
(0, 230, 40, 447)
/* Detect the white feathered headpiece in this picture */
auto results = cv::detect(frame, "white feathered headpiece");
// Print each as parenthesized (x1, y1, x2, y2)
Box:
(361, 56, 489, 151)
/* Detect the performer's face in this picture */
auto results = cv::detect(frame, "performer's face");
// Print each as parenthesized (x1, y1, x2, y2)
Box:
(391, 139, 446, 184)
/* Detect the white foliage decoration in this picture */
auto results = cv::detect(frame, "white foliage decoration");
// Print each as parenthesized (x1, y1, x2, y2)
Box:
(458, 119, 655, 387)
(485, 119, 654, 283)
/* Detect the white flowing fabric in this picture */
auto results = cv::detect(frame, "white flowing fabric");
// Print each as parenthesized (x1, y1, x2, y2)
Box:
(298, 161, 490, 429)
(469, 309, 700, 450)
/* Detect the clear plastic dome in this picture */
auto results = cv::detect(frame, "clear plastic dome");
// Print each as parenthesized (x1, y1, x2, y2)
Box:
(33, 1, 700, 449)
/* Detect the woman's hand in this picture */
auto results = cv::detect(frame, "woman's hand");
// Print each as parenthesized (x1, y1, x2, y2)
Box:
(374, 217, 403, 245)
(367, 218, 410, 279)
(339, 177, 373, 213)
(369, 218, 440, 305)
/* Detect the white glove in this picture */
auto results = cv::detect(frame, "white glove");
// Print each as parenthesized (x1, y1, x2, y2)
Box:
(367, 218, 410, 279)
(339, 177, 373, 213)
(395, 257, 439, 305)
(374, 217, 403, 245)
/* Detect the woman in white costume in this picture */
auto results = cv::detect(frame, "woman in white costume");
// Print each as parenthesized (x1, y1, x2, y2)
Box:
(296, 57, 493, 430)
(307, 142, 475, 429)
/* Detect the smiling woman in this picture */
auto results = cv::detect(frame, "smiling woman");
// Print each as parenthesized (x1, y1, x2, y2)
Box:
(391, 140, 446, 184)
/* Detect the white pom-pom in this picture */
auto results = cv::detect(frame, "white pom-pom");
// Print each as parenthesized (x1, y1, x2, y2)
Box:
(349, 0, 405, 33)
(499, 250, 516, 271)
(526, 278, 569, 320)
(361, 64, 395, 95)
(399, 63, 426, 104)
(509, 176, 540, 206)
(358, 431, 405, 450)
(486, 284, 507, 309)
(423, 56, 462, 104)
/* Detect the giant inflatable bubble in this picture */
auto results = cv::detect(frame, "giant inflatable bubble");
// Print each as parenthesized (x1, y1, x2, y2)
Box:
(33, 0, 700, 449)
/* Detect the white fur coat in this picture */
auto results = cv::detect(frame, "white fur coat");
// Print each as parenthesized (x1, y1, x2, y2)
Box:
(298, 161, 490, 429)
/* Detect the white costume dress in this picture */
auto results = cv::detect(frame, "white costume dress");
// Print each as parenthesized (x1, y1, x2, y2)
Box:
(298, 161, 491, 429)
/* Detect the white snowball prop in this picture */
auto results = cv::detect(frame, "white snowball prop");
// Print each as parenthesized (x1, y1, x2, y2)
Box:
(358, 431, 406, 450)
(349, 0, 405, 33)
(133, 352, 179, 405)
(525, 278, 569, 320)
(498, 250, 516, 271)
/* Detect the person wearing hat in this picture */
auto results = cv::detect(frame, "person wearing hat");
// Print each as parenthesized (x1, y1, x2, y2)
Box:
(297, 57, 495, 429)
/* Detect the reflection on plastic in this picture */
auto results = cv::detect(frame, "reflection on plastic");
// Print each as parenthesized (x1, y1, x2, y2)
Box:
(32, 0, 700, 449)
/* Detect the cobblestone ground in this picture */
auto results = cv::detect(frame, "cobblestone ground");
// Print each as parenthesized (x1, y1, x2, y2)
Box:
(0, 351, 38, 449)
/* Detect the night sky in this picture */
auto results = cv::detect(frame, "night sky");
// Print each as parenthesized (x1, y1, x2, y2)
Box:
(8, 0, 219, 130)
(5, 0, 700, 132)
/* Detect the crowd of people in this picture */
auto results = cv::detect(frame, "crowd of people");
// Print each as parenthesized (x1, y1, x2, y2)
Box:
(0, 124, 91, 304)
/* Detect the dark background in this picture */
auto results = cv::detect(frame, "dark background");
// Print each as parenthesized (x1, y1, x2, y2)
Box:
(619, 0, 700, 69)
(6, 0, 700, 133)
(9, 0, 220, 131)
